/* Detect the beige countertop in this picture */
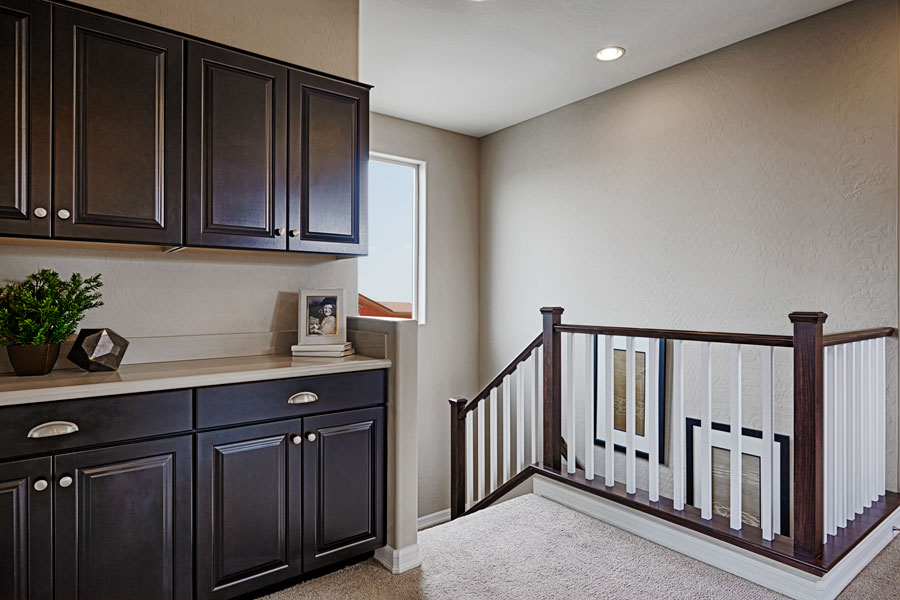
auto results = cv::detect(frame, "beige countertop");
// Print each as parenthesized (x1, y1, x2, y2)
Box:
(0, 354, 392, 407)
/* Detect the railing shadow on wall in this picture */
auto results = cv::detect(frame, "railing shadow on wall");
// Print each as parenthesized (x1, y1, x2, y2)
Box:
(449, 307, 896, 575)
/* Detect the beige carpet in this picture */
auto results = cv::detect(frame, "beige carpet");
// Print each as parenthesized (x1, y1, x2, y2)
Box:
(264, 494, 900, 599)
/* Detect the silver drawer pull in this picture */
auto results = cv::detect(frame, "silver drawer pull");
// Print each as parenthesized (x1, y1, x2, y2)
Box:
(27, 421, 79, 439)
(287, 392, 318, 405)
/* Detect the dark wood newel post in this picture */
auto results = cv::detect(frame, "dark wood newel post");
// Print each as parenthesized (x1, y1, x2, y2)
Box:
(541, 307, 564, 470)
(789, 311, 827, 558)
(449, 397, 467, 520)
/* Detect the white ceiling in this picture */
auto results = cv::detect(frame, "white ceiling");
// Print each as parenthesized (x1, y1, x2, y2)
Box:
(360, 0, 851, 137)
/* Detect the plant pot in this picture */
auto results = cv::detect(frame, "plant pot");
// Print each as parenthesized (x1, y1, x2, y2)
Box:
(6, 344, 61, 376)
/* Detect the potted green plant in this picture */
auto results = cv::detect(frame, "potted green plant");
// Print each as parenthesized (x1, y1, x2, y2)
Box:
(0, 269, 103, 376)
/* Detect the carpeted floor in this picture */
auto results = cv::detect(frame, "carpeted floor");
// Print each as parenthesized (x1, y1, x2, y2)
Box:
(263, 494, 900, 599)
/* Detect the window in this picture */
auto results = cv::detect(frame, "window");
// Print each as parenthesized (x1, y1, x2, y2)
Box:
(358, 153, 425, 323)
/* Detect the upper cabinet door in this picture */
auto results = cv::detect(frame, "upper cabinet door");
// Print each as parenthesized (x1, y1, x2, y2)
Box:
(53, 8, 183, 245)
(0, 0, 50, 238)
(288, 72, 368, 255)
(186, 42, 287, 250)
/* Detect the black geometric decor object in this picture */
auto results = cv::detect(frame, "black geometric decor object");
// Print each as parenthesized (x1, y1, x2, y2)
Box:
(67, 328, 130, 372)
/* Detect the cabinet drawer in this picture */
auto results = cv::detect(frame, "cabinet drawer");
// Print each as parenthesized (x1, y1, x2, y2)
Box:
(0, 390, 192, 460)
(195, 369, 386, 429)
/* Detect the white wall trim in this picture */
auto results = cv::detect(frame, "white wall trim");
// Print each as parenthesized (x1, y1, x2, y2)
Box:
(533, 476, 900, 600)
(374, 543, 421, 574)
(418, 508, 451, 530)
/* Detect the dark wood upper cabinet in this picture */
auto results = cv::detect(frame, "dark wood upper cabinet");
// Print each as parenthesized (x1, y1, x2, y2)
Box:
(0, 0, 51, 238)
(0, 457, 52, 600)
(186, 42, 288, 251)
(196, 420, 303, 600)
(302, 406, 385, 572)
(52, 8, 184, 245)
(53, 436, 192, 600)
(289, 72, 368, 255)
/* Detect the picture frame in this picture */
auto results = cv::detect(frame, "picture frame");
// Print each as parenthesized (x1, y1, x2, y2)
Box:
(593, 337, 667, 463)
(685, 418, 790, 535)
(298, 289, 346, 346)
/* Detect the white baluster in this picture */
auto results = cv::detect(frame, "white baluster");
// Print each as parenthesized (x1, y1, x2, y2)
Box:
(478, 400, 486, 501)
(673, 339, 685, 511)
(531, 349, 538, 466)
(854, 342, 863, 515)
(648, 339, 660, 502)
(626, 337, 636, 494)
(729, 344, 743, 530)
(502, 375, 511, 484)
(847, 343, 857, 522)
(466, 411, 474, 509)
(863, 341, 872, 509)
(837, 344, 847, 529)
(761, 346, 775, 541)
(824, 345, 834, 540)
(700, 341, 712, 520)
(490, 386, 498, 493)
(566, 333, 576, 474)
(878, 337, 886, 497)
(868, 339, 878, 505)
(604, 335, 615, 487)
(517, 364, 525, 473)
(584, 335, 595, 481)
(538, 345, 544, 461)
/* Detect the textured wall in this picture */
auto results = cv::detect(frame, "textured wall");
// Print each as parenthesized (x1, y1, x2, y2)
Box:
(77, 0, 359, 80)
(480, 0, 899, 489)
(370, 113, 481, 518)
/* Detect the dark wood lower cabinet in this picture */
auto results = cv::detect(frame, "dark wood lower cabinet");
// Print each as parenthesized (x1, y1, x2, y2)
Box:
(195, 420, 303, 600)
(302, 407, 385, 572)
(53, 436, 192, 600)
(0, 457, 52, 600)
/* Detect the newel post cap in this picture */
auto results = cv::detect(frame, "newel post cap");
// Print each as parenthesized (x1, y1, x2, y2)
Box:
(540, 306, 565, 315)
(789, 312, 828, 324)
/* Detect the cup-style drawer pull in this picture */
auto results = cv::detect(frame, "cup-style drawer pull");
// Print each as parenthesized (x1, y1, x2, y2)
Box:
(287, 392, 318, 404)
(27, 421, 79, 439)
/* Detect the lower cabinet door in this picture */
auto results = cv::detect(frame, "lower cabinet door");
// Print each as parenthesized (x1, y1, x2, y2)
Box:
(0, 457, 52, 600)
(302, 406, 385, 572)
(53, 436, 192, 600)
(196, 420, 303, 600)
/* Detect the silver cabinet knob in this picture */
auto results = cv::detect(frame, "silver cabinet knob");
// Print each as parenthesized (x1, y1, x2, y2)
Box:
(33, 479, 48, 492)
(34, 207, 48, 218)
(275, 227, 285, 236)
(58, 475, 73, 488)
(291, 435, 302, 445)
(57, 209, 71, 220)
(289, 229, 299, 237)
(306, 433, 317, 443)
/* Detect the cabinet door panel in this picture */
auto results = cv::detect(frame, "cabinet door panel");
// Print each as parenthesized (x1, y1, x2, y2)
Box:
(0, 457, 52, 600)
(289, 73, 368, 255)
(186, 42, 287, 250)
(0, 0, 50, 238)
(54, 436, 192, 600)
(196, 420, 302, 600)
(303, 406, 384, 572)
(53, 8, 183, 245)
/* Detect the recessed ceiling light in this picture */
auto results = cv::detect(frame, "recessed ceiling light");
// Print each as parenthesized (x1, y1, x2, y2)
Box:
(595, 46, 625, 61)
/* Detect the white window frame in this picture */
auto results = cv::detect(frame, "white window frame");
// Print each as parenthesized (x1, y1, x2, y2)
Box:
(367, 151, 427, 325)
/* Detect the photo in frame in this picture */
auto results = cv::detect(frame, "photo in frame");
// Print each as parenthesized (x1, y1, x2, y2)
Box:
(593, 337, 666, 463)
(685, 418, 790, 535)
(298, 289, 346, 346)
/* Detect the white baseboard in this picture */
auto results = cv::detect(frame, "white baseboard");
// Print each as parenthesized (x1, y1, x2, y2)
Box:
(533, 476, 900, 600)
(374, 543, 421, 574)
(418, 509, 451, 530)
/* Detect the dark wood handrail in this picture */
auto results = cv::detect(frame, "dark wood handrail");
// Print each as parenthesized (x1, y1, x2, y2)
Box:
(823, 327, 894, 347)
(555, 324, 793, 347)
(460, 333, 543, 417)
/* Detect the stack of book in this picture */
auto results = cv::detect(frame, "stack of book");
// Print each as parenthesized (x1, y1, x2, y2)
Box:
(291, 342, 355, 358)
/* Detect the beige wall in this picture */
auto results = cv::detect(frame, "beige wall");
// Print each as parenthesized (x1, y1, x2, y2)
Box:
(479, 0, 899, 488)
(77, 0, 358, 80)
(1, 0, 360, 370)
(369, 113, 481, 518)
